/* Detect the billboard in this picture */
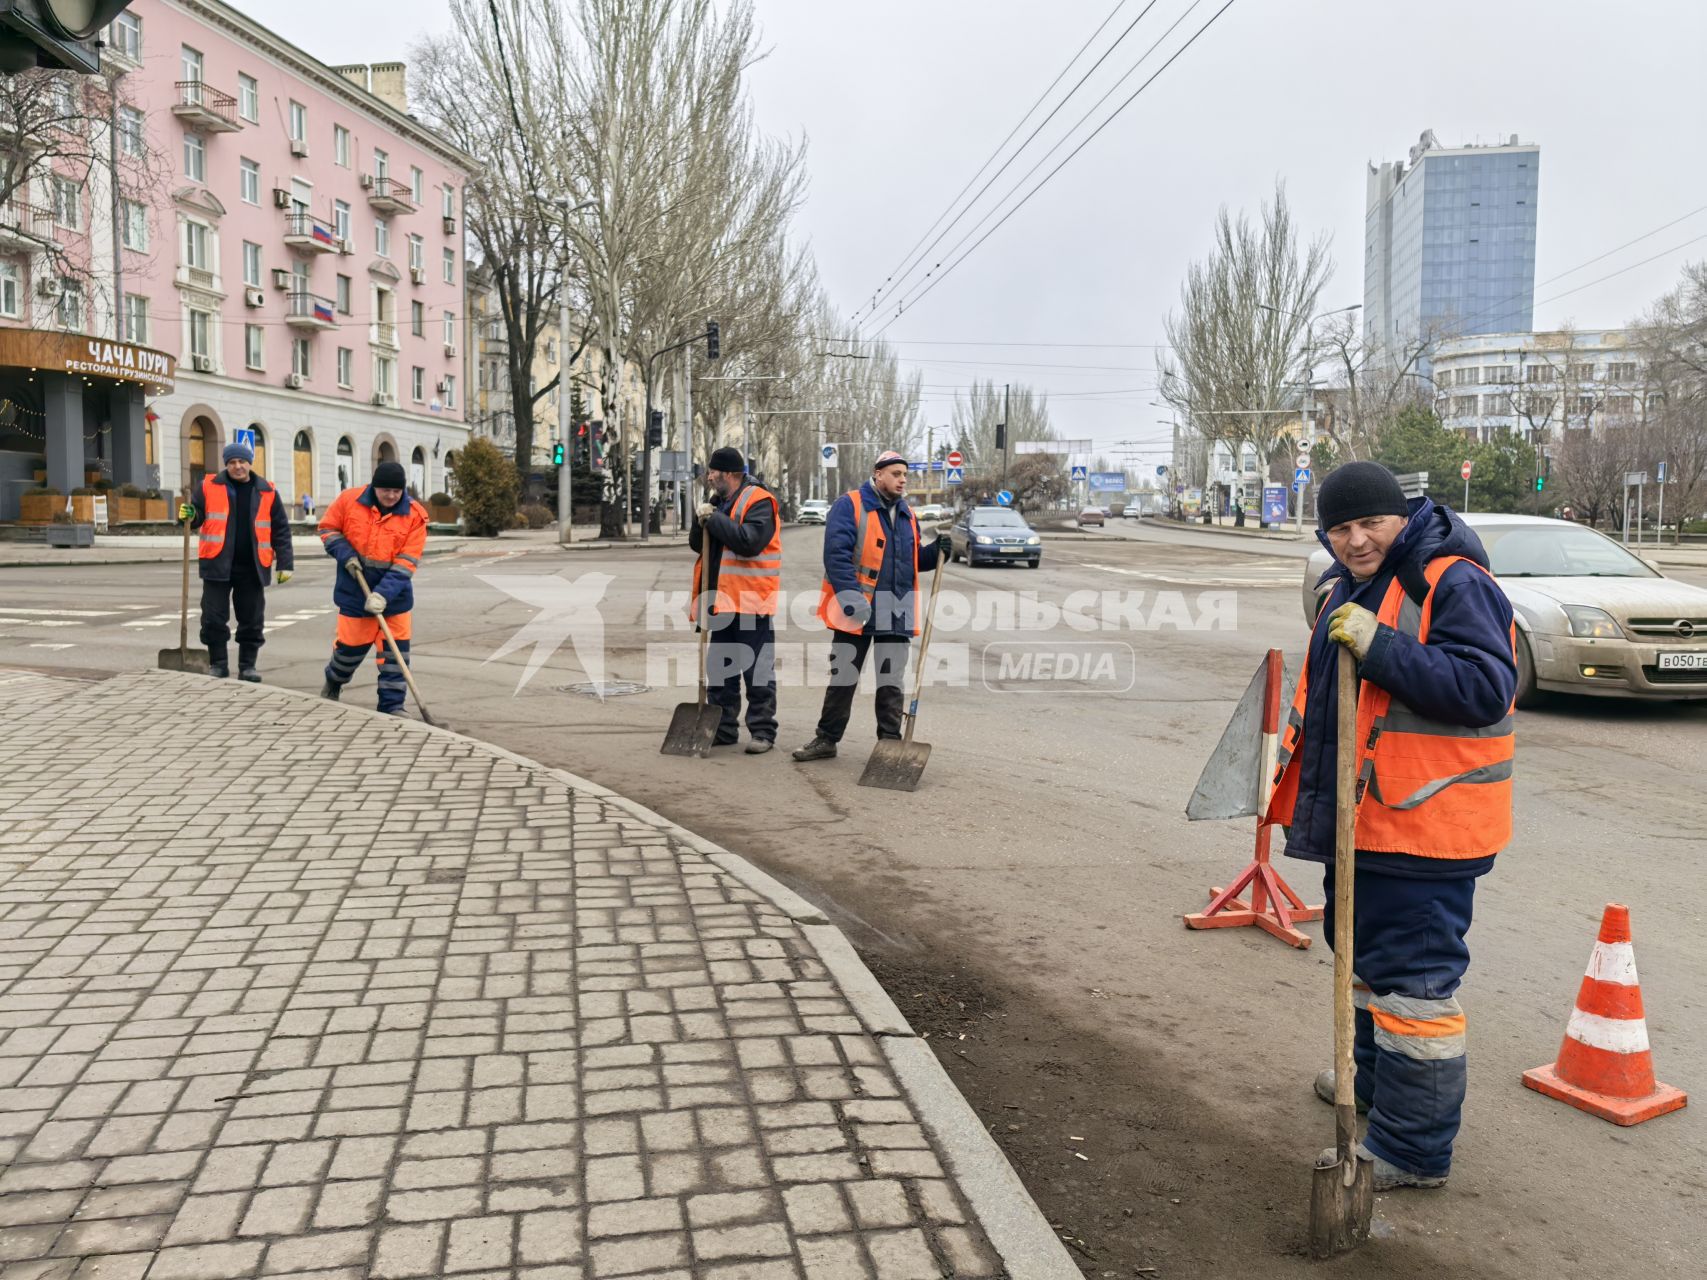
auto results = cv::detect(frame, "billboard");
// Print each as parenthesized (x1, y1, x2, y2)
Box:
(1089, 471, 1126, 492)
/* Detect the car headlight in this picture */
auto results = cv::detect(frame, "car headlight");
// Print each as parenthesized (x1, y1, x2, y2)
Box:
(1026, 535, 1040, 545)
(975, 535, 993, 545)
(1562, 604, 1622, 639)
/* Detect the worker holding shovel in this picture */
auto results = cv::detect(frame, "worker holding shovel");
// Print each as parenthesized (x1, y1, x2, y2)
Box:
(316, 460, 429, 717)
(793, 450, 951, 765)
(1267, 462, 1517, 1202)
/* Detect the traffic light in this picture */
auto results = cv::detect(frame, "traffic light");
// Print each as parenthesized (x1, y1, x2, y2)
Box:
(552, 441, 565, 466)
(574, 421, 588, 466)
(589, 419, 605, 470)
(646, 409, 663, 448)
(1534, 474, 1545, 492)
(705, 320, 720, 361)
(0, 1, 135, 74)
(994, 423, 1007, 451)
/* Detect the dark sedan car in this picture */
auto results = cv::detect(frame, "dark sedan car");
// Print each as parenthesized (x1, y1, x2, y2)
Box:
(950, 506, 1042, 568)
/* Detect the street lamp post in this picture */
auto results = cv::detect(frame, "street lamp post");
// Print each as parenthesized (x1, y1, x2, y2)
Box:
(1258, 302, 1361, 532)
(532, 195, 596, 544)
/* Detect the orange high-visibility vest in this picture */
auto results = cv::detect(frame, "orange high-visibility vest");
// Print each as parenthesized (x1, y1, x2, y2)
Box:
(1266, 555, 1516, 859)
(691, 482, 781, 619)
(197, 474, 276, 568)
(815, 488, 920, 636)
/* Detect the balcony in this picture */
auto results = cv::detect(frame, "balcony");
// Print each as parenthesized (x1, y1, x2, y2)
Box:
(282, 212, 340, 255)
(371, 321, 399, 350)
(365, 176, 416, 216)
(171, 81, 242, 133)
(0, 199, 52, 251)
(285, 291, 338, 331)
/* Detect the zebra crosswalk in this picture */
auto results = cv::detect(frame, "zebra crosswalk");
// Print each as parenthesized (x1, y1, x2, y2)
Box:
(0, 602, 335, 651)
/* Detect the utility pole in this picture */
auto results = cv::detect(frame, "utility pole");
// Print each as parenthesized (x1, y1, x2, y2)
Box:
(557, 289, 572, 544)
(1000, 383, 1010, 487)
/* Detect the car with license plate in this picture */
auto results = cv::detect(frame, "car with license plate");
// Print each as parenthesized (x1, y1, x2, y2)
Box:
(1076, 507, 1105, 527)
(951, 506, 1042, 568)
(914, 502, 947, 523)
(1300, 513, 1707, 703)
(796, 498, 830, 525)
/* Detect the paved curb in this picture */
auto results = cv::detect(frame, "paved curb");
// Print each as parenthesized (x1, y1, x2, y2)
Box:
(132, 668, 1076, 1278)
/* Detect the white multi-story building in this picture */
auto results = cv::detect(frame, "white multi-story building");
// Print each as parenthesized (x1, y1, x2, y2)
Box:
(1431, 329, 1656, 442)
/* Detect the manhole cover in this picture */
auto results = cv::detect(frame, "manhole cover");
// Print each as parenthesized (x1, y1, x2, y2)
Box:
(558, 680, 650, 698)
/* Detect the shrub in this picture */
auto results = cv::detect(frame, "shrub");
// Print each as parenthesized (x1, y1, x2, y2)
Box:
(117, 483, 145, 498)
(71, 486, 95, 496)
(449, 438, 519, 537)
(428, 491, 453, 506)
(25, 486, 61, 497)
(50, 510, 75, 524)
(519, 502, 554, 530)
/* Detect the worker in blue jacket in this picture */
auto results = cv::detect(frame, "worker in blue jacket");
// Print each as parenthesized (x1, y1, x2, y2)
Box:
(794, 450, 951, 762)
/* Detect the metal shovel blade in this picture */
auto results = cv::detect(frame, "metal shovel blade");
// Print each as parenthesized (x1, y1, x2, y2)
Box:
(857, 737, 931, 791)
(157, 646, 209, 674)
(661, 702, 722, 758)
(1308, 1142, 1374, 1257)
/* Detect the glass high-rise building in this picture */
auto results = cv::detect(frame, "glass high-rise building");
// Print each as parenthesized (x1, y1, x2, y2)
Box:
(1363, 130, 1539, 363)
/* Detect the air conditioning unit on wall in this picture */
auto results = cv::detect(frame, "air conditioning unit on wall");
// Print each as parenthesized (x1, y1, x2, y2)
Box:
(244, 287, 265, 308)
(272, 188, 291, 209)
(285, 373, 305, 390)
(359, 174, 374, 190)
(289, 139, 309, 158)
(35, 277, 59, 298)
(271, 268, 290, 290)
(409, 266, 424, 284)
(191, 355, 214, 373)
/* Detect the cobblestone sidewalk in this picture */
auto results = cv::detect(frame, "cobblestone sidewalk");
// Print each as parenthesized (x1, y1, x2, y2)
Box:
(0, 671, 1071, 1280)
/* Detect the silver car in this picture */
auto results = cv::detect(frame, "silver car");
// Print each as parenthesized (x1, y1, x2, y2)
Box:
(1302, 513, 1707, 703)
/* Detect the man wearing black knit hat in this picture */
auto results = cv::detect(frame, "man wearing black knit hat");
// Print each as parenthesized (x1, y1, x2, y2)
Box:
(689, 446, 780, 752)
(1266, 460, 1517, 1192)
(316, 460, 429, 715)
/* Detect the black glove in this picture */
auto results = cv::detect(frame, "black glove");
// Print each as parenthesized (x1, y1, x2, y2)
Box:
(936, 532, 953, 557)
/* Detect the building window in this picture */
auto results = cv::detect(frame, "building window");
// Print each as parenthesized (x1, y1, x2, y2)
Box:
(121, 199, 148, 251)
(443, 311, 455, 346)
(111, 11, 141, 61)
(441, 184, 454, 219)
(334, 124, 350, 168)
(374, 217, 389, 257)
(411, 366, 425, 402)
(411, 300, 423, 336)
(408, 234, 423, 273)
(52, 175, 80, 229)
(1607, 395, 1635, 416)
(189, 309, 211, 358)
(184, 132, 205, 182)
(1569, 363, 1595, 382)
(1576, 395, 1597, 416)
(336, 274, 351, 314)
(337, 347, 353, 388)
(545, 337, 557, 363)
(184, 220, 210, 270)
(410, 167, 424, 204)
(292, 338, 311, 378)
(1526, 364, 1549, 383)
(442, 374, 456, 409)
(373, 147, 388, 180)
(49, 75, 75, 118)
(442, 248, 454, 284)
(0, 262, 18, 318)
(123, 294, 148, 343)
(1486, 364, 1514, 384)
(242, 241, 262, 287)
(289, 99, 307, 142)
(239, 157, 260, 205)
(245, 324, 264, 370)
(374, 356, 396, 401)
(1607, 362, 1638, 382)
(180, 44, 202, 82)
(238, 73, 259, 123)
(57, 280, 82, 330)
(118, 106, 144, 156)
(333, 199, 351, 243)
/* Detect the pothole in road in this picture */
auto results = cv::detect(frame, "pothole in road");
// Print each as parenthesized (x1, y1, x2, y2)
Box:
(558, 680, 651, 698)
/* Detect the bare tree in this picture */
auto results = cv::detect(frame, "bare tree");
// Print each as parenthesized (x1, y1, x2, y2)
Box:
(1313, 311, 1437, 459)
(949, 379, 1053, 474)
(1632, 262, 1707, 540)
(1551, 415, 1635, 528)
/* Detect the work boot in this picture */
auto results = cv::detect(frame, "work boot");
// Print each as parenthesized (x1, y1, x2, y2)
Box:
(209, 661, 229, 679)
(382, 707, 409, 717)
(791, 737, 837, 762)
(745, 739, 775, 755)
(1316, 1143, 1447, 1192)
(319, 679, 341, 701)
(238, 667, 261, 683)
(238, 648, 260, 682)
(1313, 1069, 1370, 1114)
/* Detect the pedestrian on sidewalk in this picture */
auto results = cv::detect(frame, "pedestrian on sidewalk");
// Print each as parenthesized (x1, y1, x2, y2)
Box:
(1266, 461, 1516, 1192)
(316, 460, 428, 715)
(179, 441, 294, 681)
(794, 450, 952, 762)
(302, 492, 315, 519)
(690, 446, 780, 753)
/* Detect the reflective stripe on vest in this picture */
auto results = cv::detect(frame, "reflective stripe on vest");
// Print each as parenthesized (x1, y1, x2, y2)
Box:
(690, 483, 781, 619)
(1264, 554, 1516, 858)
(815, 489, 921, 636)
(198, 475, 275, 569)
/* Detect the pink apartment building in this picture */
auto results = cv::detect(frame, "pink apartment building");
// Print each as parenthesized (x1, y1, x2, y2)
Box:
(0, 0, 473, 519)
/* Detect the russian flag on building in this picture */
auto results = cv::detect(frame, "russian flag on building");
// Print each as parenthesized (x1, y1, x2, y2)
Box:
(314, 299, 334, 324)
(311, 221, 335, 246)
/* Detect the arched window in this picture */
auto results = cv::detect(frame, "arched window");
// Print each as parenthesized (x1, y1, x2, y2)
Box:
(293, 431, 314, 504)
(249, 425, 267, 477)
(188, 419, 206, 489)
(336, 436, 355, 491)
(409, 446, 426, 498)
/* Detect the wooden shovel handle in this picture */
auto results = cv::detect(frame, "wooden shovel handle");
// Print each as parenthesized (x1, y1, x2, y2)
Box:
(1333, 644, 1359, 1158)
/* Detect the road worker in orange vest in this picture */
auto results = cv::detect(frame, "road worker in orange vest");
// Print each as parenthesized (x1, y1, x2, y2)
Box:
(793, 450, 952, 762)
(315, 460, 428, 716)
(690, 446, 780, 753)
(1267, 461, 1516, 1191)
(178, 440, 295, 681)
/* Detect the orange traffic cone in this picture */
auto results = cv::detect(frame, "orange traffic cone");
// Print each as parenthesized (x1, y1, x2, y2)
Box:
(1523, 904, 1687, 1126)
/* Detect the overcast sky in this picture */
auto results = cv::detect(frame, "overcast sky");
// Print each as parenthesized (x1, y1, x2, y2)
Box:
(246, 0, 1707, 464)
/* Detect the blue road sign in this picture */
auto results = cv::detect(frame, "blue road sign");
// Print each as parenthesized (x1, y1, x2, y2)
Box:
(1070, 464, 1088, 481)
(945, 466, 964, 485)
(996, 489, 1013, 507)
(1657, 460, 1669, 482)
(234, 428, 256, 448)
(1294, 467, 1311, 486)
(1156, 466, 1167, 478)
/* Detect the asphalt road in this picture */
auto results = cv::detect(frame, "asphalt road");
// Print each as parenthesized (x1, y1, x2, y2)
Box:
(3, 523, 1704, 1278)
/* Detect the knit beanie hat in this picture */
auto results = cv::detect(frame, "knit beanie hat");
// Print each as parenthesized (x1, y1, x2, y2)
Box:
(222, 442, 254, 465)
(873, 450, 908, 471)
(1317, 462, 1408, 531)
(708, 446, 745, 473)
(372, 460, 407, 489)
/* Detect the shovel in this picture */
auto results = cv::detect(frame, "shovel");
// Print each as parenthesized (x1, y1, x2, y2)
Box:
(1308, 644, 1375, 1257)
(661, 545, 722, 757)
(157, 510, 209, 674)
(350, 563, 437, 726)
(858, 554, 947, 792)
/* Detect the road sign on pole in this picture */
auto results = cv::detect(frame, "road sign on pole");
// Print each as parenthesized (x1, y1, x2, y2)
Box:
(1294, 452, 1311, 469)
(820, 443, 838, 468)
(945, 466, 964, 486)
(946, 449, 964, 468)
(1070, 464, 1087, 482)
(1293, 467, 1311, 488)
(234, 428, 255, 449)
(995, 489, 1013, 507)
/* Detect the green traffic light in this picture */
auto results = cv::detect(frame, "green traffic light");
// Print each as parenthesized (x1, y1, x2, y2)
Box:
(1535, 476, 1545, 491)
(553, 443, 565, 465)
